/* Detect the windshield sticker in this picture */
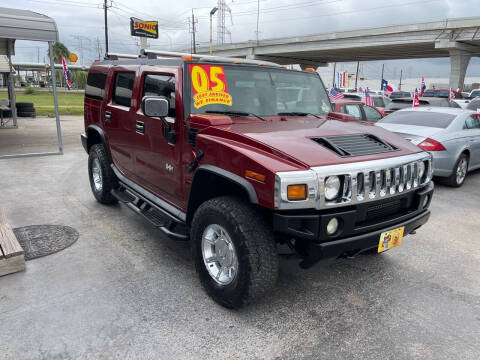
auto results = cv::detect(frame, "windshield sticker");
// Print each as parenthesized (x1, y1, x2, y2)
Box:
(189, 64, 232, 108)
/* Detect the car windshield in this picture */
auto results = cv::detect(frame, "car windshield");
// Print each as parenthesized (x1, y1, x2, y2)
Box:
(373, 97, 384, 107)
(378, 111, 456, 128)
(466, 99, 480, 110)
(187, 64, 332, 117)
(423, 90, 449, 98)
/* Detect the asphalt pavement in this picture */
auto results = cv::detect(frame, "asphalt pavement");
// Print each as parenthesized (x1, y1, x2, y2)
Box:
(0, 117, 479, 359)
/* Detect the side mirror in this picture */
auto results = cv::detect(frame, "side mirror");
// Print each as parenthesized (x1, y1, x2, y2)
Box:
(142, 96, 176, 144)
(143, 96, 169, 118)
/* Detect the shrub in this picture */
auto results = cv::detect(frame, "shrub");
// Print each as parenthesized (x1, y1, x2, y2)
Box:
(24, 87, 36, 95)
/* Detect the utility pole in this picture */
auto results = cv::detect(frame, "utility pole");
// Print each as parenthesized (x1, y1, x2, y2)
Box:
(96, 37, 102, 60)
(192, 10, 196, 54)
(255, 0, 260, 43)
(209, 7, 218, 55)
(332, 62, 336, 88)
(354, 61, 360, 90)
(104, 0, 109, 56)
(380, 63, 384, 90)
(399, 69, 403, 90)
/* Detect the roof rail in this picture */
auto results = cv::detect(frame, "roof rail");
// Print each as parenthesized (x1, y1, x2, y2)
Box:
(141, 49, 280, 67)
(105, 52, 139, 60)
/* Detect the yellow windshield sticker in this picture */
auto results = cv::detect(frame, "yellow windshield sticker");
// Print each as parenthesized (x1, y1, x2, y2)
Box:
(189, 64, 232, 108)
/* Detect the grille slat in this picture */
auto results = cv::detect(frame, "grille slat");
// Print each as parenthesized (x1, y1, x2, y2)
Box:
(312, 134, 398, 157)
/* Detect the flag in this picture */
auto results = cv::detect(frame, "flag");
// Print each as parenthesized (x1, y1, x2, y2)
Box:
(456, 87, 461, 94)
(61, 56, 72, 90)
(449, 88, 455, 100)
(364, 90, 375, 107)
(420, 77, 426, 96)
(413, 90, 420, 108)
(329, 87, 344, 101)
(382, 79, 395, 96)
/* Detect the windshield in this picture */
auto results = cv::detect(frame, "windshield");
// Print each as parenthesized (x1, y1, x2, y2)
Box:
(423, 90, 449, 98)
(378, 111, 456, 128)
(187, 64, 332, 116)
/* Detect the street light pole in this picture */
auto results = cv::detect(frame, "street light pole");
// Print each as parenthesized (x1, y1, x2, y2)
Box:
(210, 7, 218, 55)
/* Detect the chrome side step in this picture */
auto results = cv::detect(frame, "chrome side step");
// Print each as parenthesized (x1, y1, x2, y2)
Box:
(111, 187, 188, 241)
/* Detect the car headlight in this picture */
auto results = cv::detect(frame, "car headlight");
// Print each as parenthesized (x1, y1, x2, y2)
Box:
(325, 176, 341, 200)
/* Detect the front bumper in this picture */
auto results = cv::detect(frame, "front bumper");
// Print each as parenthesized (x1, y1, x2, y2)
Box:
(273, 182, 434, 267)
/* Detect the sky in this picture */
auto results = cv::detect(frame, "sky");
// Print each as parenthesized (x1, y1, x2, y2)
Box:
(3, 0, 480, 80)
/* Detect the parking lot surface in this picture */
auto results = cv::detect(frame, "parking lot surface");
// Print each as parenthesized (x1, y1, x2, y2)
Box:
(0, 117, 479, 359)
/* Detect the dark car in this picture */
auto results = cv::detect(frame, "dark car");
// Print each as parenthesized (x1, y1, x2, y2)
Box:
(384, 97, 454, 115)
(81, 50, 433, 309)
(390, 91, 411, 99)
(332, 99, 384, 122)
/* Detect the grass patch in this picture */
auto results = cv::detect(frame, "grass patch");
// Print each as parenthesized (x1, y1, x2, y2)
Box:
(0, 89, 84, 116)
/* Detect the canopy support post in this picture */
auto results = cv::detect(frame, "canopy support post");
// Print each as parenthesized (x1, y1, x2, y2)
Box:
(6, 39, 17, 128)
(48, 41, 63, 154)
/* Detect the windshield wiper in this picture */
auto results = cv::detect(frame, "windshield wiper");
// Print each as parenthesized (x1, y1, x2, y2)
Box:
(205, 110, 266, 121)
(277, 112, 322, 119)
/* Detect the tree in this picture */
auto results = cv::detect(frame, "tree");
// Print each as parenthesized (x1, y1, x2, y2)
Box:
(48, 42, 70, 63)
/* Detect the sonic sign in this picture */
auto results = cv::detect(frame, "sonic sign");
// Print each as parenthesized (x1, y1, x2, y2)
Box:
(130, 17, 158, 39)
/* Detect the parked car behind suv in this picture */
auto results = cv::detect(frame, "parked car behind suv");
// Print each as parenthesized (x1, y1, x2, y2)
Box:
(331, 99, 384, 122)
(81, 51, 434, 309)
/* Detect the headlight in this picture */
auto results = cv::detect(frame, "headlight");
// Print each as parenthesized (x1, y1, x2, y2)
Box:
(418, 161, 425, 179)
(325, 176, 341, 200)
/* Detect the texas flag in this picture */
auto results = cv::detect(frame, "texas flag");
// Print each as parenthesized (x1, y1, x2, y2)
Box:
(413, 90, 420, 108)
(381, 79, 395, 96)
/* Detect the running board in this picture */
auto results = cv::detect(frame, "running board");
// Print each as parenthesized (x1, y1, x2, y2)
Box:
(111, 187, 188, 241)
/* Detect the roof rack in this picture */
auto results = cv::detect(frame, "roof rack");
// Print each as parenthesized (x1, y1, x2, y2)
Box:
(141, 49, 281, 67)
(105, 52, 139, 60)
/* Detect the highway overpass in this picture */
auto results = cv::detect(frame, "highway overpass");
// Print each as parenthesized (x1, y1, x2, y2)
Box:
(201, 17, 480, 89)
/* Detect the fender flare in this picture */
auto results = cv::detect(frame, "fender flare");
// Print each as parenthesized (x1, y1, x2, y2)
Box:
(195, 165, 259, 204)
(85, 125, 112, 162)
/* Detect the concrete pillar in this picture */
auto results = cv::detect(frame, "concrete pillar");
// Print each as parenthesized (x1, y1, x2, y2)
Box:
(449, 49, 471, 90)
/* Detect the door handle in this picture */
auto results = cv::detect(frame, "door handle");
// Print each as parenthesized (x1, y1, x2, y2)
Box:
(136, 120, 145, 134)
(105, 111, 112, 122)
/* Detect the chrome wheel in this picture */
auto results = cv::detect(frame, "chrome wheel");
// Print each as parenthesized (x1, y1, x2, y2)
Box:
(456, 158, 468, 185)
(91, 157, 103, 192)
(201, 224, 238, 285)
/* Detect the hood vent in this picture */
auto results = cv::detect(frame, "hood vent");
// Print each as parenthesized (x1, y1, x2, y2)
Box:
(312, 134, 398, 157)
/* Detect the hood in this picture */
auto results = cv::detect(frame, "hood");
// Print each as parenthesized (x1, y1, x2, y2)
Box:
(190, 114, 423, 168)
(376, 123, 443, 145)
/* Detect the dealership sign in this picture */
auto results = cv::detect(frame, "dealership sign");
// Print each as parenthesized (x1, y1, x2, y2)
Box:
(130, 17, 158, 39)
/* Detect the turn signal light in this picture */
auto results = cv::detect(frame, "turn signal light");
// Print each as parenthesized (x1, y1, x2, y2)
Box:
(287, 184, 308, 200)
(245, 170, 266, 182)
(418, 138, 446, 151)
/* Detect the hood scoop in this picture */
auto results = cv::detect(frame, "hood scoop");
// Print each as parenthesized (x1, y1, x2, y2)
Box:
(312, 134, 398, 157)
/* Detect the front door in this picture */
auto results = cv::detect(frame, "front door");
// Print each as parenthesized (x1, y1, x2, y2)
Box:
(104, 70, 137, 176)
(133, 69, 182, 206)
(464, 114, 480, 167)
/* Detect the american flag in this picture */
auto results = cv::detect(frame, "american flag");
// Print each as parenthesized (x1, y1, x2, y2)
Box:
(364, 91, 375, 107)
(329, 87, 344, 100)
(449, 88, 455, 100)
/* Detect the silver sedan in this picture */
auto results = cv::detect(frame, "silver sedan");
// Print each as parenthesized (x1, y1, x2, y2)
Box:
(376, 107, 480, 187)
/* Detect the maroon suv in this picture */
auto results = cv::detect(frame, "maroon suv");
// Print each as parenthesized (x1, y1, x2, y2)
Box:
(81, 51, 434, 309)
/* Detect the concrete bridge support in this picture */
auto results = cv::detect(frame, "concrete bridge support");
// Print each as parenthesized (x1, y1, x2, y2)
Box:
(448, 49, 471, 90)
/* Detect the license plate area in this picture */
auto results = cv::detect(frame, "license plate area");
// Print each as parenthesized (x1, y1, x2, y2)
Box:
(377, 226, 405, 253)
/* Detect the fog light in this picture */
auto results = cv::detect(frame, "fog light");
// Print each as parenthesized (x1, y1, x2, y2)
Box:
(422, 195, 429, 208)
(326, 217, 339, 235)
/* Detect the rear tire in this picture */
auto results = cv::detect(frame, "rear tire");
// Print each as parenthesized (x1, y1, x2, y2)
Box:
(88, 143, 118, 204)
(191, 196, 279, 309)
(445, 153, 468, 187)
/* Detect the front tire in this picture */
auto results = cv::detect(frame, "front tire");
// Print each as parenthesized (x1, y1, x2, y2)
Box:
(445, 153, 468, 187)
(88, 143, 118, 204)
(191, 196, 279, 309)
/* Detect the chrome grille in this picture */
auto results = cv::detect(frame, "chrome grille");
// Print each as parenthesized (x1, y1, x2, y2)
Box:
(320, 159, 431, 208)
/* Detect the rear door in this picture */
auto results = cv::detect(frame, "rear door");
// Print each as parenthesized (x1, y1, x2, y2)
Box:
(464, 115, 480, 167)
(103, 69, 138, 176)
(343, 104, 362, 121)
(133, 68, 183, 205)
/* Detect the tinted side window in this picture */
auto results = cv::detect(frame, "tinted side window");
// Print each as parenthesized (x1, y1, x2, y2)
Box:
(345, 104, 361, 119)
(142, 74, 176, 117)
(113, 72, 135, 107)
(85, 72, 107, 100)
(465, 115, 480, 129)
(363, 105, 382, 121)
